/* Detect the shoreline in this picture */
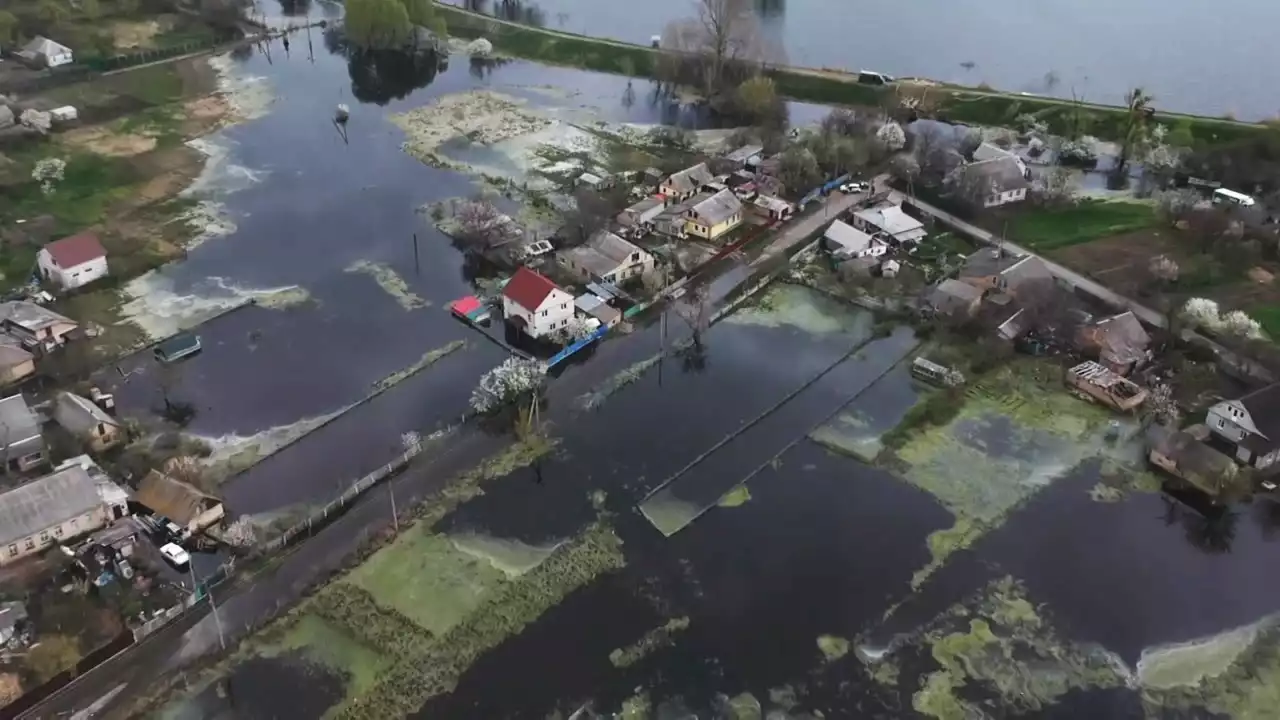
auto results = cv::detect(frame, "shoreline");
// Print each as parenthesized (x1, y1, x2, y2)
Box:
(434, 2, 1264, 148)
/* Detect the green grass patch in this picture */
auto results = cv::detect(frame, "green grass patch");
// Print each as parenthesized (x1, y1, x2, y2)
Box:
(1008, 200, 1157, 251)
(1, 152, 141, 235)
(342, 528, 512, 636)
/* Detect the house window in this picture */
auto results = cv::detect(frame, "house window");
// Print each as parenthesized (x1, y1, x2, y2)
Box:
(39, 531, 49, 544)
(6, 545, 15, 557)
(541, 310, 548, 317)
(54, 526, 63, 537)
(1216, 417, 1225, 429)
(24, 538, 33, 551)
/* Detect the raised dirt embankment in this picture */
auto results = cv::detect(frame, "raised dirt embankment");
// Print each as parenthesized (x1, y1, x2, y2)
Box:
(435, 2, 1264, 148)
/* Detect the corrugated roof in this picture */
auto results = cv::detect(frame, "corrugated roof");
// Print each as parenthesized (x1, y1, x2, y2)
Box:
(43, 233, 106, 269)
(824, 220, 878, 254)
(21, 36, 72, 57)
(854, 204, 924, 237)
(132, 470, 220, 526)
(502, 267, 561, 311)
(0, 466, 100, 548)
(0, 394, 40, 447)
(966, 156, 1030, 192)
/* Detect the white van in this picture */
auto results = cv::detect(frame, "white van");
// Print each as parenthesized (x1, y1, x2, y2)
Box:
(1213, 188, 1256, 207)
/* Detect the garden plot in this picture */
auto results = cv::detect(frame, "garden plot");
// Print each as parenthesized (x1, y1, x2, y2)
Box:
(887, 361, 1140, 587)
(809, 362, 931, 463)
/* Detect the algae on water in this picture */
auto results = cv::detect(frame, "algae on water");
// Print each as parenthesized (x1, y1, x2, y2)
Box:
(609, 616, 691, 668)
(345, 260, 428, 311)
(817, 634, 850, 662)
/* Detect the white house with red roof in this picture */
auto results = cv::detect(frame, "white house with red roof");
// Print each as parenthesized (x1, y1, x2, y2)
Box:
(37, 232, 108, 290)
(501, 267, 573, 338)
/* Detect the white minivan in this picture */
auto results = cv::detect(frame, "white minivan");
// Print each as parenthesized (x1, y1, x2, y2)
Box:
(1213, 188, 1256, 207)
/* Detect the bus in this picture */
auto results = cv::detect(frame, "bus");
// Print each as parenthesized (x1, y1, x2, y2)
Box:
(1213, 188, 1256, 207)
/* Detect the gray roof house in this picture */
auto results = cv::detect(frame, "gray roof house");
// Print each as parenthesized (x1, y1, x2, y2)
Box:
(54, 391, 124, 453)
(973, 142, 1028, 174)
(1077, 311, 1151, 375)
(823, 220, 885, 259)
(0, 394, 45, 473)
(852, 203, 926, 245)
(0, 302, 78, 353)
(960, 156, 1031, 208)
(660, 163, 716, 199)
(1206, 384, 1280, 470)
(17, 36, 73, 69)
(684, 189, 744, 240)
(557, 230, 655, 284)
(618, 196, 666, 228)
(927, 279, 984, 317)
(959, 251, 1054, 297)
(0, 465, 117, 564)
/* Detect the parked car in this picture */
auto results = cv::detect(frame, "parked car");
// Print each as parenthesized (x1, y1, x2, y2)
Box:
(840, 181, 869, 194)
(160, 543, 190, 568)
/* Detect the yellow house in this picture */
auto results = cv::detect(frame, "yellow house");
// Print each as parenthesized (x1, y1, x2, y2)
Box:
(684, 189, 744, 241)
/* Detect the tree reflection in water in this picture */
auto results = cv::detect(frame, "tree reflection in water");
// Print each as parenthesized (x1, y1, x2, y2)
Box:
(324, 27, 443, 105)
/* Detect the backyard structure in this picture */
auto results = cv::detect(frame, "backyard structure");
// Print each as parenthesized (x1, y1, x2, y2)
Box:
(37, 232, 109, 291)
(0, 465, 129, 565)
(53, 391, 124, 454)
(1205, 383, 1280, 469)
(502, 267, 574, 339)
(958, 250, 1055, 297)
(556, 230, 655, 285)
(0, 394, 46, 473)
(1148, 425, 1243, 498)
(132, 470, 224, 537)
(684, 190, 744, 241)
(752, 194, 793, 221)
(575, 295, 622, 328)
(852, 202, 927, 245)
(154, 332, 202, 363)
(1066, 361, 1149, 412)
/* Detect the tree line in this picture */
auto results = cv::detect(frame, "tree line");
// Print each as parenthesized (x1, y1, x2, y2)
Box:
(344, 0, 447, 50)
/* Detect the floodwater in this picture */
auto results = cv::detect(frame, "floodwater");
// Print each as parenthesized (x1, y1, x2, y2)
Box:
(104, 31, 833, 518)
(447, 0, 1280, 119)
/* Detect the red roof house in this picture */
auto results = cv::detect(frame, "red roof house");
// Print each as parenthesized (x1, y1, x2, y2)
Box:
(37, 232, 109, 290)
(501, 267, 573, 338)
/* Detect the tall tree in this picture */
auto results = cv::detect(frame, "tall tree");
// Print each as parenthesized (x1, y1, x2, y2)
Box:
(1114, 86, 1153, 180)
(344, 0, 412, 50)
(401, 0, 436, 26)
(662, 0, 764, 99)
(36, 0, 70, 28)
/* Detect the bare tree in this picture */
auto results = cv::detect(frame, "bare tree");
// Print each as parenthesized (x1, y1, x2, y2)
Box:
(562, 186, 626, 245)
(777, 144, 821, 194)
(675, 283, 712, 368)
(662, 0, 767, 99)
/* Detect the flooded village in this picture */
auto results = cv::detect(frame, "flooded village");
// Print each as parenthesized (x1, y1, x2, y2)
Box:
(0, 0, 1279, 718)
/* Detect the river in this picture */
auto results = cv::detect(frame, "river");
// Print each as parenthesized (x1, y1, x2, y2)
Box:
(447, 0, 1280, 120)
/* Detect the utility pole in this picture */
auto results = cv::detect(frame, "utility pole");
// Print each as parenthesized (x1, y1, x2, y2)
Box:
(389, 481, 398, 533)
(189, 563, 225, 651)
(413, 233, 420, 274)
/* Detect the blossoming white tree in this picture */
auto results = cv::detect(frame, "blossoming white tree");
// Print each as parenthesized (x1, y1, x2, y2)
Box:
(1180, 297, 1221, 330)
(471, 357, 546, 413)
(875, 121, 906, 152)
(553, 316, 596, 345)
(1220, 310, 1264, 340)
(32, 157, 66, 196)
